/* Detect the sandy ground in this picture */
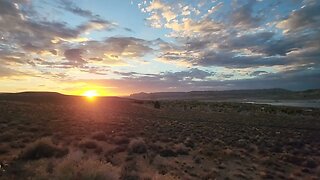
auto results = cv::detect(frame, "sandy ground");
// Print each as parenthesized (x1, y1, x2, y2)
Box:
(0, 98, 319, 179)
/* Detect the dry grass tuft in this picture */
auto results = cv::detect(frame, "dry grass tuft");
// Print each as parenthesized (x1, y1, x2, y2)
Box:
(54, 153, 120, 180)
(128, 138, 147, 154)
(112, 136, 130, 145)
(19, 138, 68, 160)
(91, 131, 107, 141)
(0, 144, 10, 154)
(0, 131, 15, 142)
(79, 140, 99, 149)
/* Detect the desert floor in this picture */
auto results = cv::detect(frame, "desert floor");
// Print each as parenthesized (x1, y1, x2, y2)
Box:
(0, 97, 319, 179)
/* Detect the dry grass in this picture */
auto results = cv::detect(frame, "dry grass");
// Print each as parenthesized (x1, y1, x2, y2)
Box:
(91, 131, 107, 141)
(0, 144, 10, 155)
(78, 140, 99, 149)
(19, 138, 68, 160)
(128, 138, 147, 154)
(53, 152, 120, 180)
(0, 99, 320, 179)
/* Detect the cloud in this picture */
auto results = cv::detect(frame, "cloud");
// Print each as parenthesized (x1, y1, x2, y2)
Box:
(0, 0, 137, 74)
(73, 67, 320, 94)
(58, 0, 101, 20)
(202, 2, 223, 18)
(230, 0, 261, 29)
(0, 66, 23, 78)
(78, 37, 154, 62)
(226, 32, 275, 50)
(39, 36, 156, 70)
(103, 37, 153, 57)
(160, 68, 215, 81)
(77, 19, 116, 33)
(250, 70, 268, 77)
(1, 0, 320, 93)
(146, 0, 176, 23)
(63, 48, 86, 66)
(276, 2, 320, 34)
(143, 1, 320, 71)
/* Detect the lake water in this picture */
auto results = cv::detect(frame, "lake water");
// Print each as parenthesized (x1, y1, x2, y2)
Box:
(246, 100, 320, 108)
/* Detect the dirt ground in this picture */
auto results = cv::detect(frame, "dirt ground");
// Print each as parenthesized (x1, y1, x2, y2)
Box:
(0, 97, 319, 179)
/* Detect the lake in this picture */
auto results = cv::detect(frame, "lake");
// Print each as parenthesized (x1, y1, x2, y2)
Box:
(245, 100, 320, 108)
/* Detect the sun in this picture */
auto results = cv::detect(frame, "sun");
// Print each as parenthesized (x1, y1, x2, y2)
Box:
(83, 90, 98, 99)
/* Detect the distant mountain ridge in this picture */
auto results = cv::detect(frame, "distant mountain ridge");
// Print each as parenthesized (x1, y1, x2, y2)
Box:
(0, 91, 64, 96)
(0, 91, 127, 103)
(1, 89, 320, 101)
(129, 88, 320, 100)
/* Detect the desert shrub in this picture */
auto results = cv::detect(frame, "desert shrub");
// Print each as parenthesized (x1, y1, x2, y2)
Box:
(27, 126, 40, 132)
(91, 131, 107, 141)
(55, 156, 120, 180)
(134, 100, 144, 104)
(112, 136, 130, 145)
(303, 159, 318, 168)
(94, 146, 103, 155)
(154, 101, 161, 109)
(79, 140, 99, 149)
(157, 164, 169, 175)
(109, 144, 128, 154)
(9, 141, 25, 149)
(120, 160, 139, 180)
(152, 173, 177, 180)
(149, 143, 163, 153)
(282, 154, 305, 166)
(0, 132, 15, 142)
(0, 144, 10, 154)
(128, 138, 147, 154)
(184, 137, 195, 148)
(193, 156, 202, 164)
(120, 172, 139, 180)
(174, 143, 189, 155)
(159, 149, 177, 157)
(19, 138, 68, 160)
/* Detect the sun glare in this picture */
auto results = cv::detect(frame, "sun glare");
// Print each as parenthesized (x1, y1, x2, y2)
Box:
(83, 90, 98, 99)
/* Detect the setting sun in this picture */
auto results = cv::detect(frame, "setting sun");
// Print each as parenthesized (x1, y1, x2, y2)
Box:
(83, 90, 98, 99)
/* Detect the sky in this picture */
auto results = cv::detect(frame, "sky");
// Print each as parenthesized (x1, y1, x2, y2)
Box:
(0, 0, 319, 96)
